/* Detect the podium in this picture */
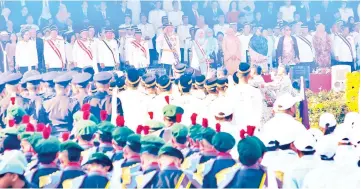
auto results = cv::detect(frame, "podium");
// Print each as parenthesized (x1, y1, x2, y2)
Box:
(309, 74, 332, 92)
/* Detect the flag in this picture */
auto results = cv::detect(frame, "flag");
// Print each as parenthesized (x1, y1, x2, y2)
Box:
(299, 77, 310, 129)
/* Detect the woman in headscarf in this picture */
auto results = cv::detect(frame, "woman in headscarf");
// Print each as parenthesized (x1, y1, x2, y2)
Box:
(276, 25, 300, 66)
(205, 28, 218, 69)
(190, 29, 208, 75)
(313, 23, 332, 68)
(222, 28, 242, 75)
(249, 27, 268, 72)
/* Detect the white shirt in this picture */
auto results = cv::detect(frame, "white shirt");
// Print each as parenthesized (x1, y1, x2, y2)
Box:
(148, 9, 167, 31)
(127, 0, 140, 24)
(283, 155, 318, 189)
(168, 10, 184, 27)
(213, 24, 229, 36)
(127, 39, 150, 69)
(177, 24, 192, 48)
(163, 0, 181, 12)
(339, 7, 354, 22)
(172, 93, 203, 126)
(279, 5, 296, 22)
(15, 40, 38, 67)
(72, 39, 97, 68)
(238, 34, 252, 62)
(44, 37, 66, 68)
(118, 89, 147, 130)
(137, 23, 155, 49)
(296, 35, 314, 62)
(98, 39, 119, 67)
(65, 42, 73, 63)
(333, 34, 356, 62)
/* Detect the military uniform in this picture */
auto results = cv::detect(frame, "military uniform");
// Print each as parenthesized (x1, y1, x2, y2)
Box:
(73, 28, 98, 71)
(98, 28, 120, 71)
(23, 74, 47, 123)
(44, 26, 66, 71)
(127, 30, 150, 69)
(40, 71, 58, 100)
(71, 72, 92, 106)
(15, 31, 38, 74)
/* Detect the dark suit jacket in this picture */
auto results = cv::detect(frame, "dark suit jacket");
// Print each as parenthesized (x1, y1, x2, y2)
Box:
(111, 7, 132, 29)
(185, 9, 199, 26)
(205, 8, 224, 27)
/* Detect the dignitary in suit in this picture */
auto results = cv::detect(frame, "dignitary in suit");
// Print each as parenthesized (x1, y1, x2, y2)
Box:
(44, 26, 66, 72)
(111, 0, 132, 30)
(73, 28, 97, 71)
(186, 2, 200, 26)
(15, 29, 38, 74)
(98, 28, 120, 71)
(148, 1, 167, 31)
(333, 25, 356, 71)
(138, 13, 156, 65)
(205, 1, 224, 28)
(127, 29, 150, 70)
(296, 24, 315, 71)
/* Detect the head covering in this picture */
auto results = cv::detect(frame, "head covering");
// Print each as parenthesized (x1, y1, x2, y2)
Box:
(35, 137, 61, 154)
(163, 105, 184, 117)
(171, 123, 188, 144)
(94, 72, 112, 84)
(112, 127, 134, 147)
(84, 152, 113, 171)
(72, 73, 92, 88)
(158, 145, 184, 163)
(126, 134, 141, 153)
(273, 93, 300, 112)
(212, 132, 236, 152)
(140, 135, 165, 156)
(237, 136, 263, 166)
(0, 150, 27, 175)
(319, 113, 337, 128)
(293, 132, 316, 152)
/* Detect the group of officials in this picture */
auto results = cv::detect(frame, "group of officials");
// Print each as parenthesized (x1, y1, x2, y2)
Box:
(0, 59, 359, 188)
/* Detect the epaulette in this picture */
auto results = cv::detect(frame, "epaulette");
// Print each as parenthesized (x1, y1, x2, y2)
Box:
(193, 158, 215, 185)
(181, 152, 201, 172)
(25, 168, 38, 184)
(216, 163, 241, 188)
(136, 170, 158, 189)
(63, 175, 86, 189)
(39, 170, 63, 188)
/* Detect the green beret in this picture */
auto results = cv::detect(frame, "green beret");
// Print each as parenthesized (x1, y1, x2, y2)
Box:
(19, 132, 32, 140)
(140, 135, 165, 155)
(97, 121, 115, 135)
(171, 123, 188, 144)
(35, 137, 61, 154)
(84, 152, 113, 172)
(7, 106, 26, 119)
(73, 111, 99, 124)
(60, 141, 84, 152)
(126, 134, 141, 153)
(249, 136, 267, 154)
(212, 132, 236, 153)
(145, 120, 165, 131)
(27, 133, 43, 148)
(237, 136, 263, 166)
(77, 120, 98, 136)
(163, 105, 184, 117)
(201, 127, 216, 144)
(158, 145, 184, 163)
(112, 127, 134, 147)
(189, 124, 203, 141)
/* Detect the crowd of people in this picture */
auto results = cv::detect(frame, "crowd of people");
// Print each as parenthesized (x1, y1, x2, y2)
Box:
(0, 0, 359, 189)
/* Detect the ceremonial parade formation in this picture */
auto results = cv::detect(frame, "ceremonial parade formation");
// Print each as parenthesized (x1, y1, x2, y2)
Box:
(0, 0, 360, 189)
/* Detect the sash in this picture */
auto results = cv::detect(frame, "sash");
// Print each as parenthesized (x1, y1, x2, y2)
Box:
(77, 40, 93, 60)
(131, 40, 147, 58)
(298, 35, 313, 52)
(338, 35, 354, 59)
(47, 40, 64, 67)
(194, 40, 211, 64)
(102, 40, 117, 65)
(163, 34, 180, 65)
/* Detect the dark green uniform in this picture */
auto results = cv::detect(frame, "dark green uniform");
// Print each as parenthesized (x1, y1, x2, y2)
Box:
(41, 165, 86, 188)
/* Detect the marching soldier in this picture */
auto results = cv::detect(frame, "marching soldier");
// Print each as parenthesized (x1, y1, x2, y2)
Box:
(201, 77, 219, 126)
(156, 22, 180, 76)
(296, 24, 315, 71)
(43, 74, 80, 135)
(136, 135, 165, 189)
(142, 75, 158, 118)
(127, 29, 150, 71)
(42, 141, 86, 188)
(15, 29, 38, 74)
(98, 28, 120, 71)
(75, 119, 98, 150)
(333, 25, 356, 71)
(152, 75, 173, 121)
(40, 71, 58, 100)
(73, 27, 97, 72)
(67, 153, 113, 188)
(44, 25, 66, 72)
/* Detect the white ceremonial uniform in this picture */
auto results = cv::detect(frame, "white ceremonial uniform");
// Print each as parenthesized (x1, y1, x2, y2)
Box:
(127, 0, 141, 24)
(156, 33, 180, 65)
(296, 34, 314, 63)
(44, 36, 66, 69)
(333, 34, 356, 62)
(138, 23, 156, 49)
(163, 0, 181, 12)
(72, 39, 97, 68)
(200, 94, 219, 126)
(172, 93, 203, 126)
(238, 34, 252, 62)
(177, 24, 192, 49)
(89, 37, 100, 63)
(283, 155, 318, 189)
(168, 10, 184, 27)
(98, 39, 119, 67)
(118, 36, 127, 62)
(213, 24, 229, 36)
(124, 35, 135, 62)
(118, 89, 147, 131)
(15, 39, 38, 68)
(148, 9, 167, 31)
(127, 39, 150, 69)
(228, 83, 264, 130)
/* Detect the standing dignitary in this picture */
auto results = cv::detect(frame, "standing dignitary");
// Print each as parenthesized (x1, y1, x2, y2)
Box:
(222, 28, 241, 75)
(148, 1, 167, 31)
(72, 28, 97, 72)
(98, 28, 120, 71)
(177, 15, 192, 63)
(44, 26, 66, 72)
(296, 25, 315, 71)
(15, 29, 38, 74)
(127, 29, 150, 70)
(333, 25, 356, 71)
(138, 13, 156, 65)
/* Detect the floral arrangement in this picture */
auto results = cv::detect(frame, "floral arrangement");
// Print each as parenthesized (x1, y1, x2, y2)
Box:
(345, 72, 360, 112)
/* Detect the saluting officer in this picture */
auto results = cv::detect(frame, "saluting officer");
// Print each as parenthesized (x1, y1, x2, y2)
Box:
(44, 25, 66, 71)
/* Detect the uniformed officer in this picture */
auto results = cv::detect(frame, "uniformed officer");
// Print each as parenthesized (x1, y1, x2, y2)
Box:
(127, 29, 150, 71)
(98, 27, 120, 71)
(18, 124, 37, 163)
(217, 77, 228, 98)
(135, 135, 165, 189)
(0, 128, 21, 155)
(296, 24, 315, 71)
(187, 118, 202, 156)
(152, 75, 173, 121)
(42, 141, 85, 188)
(83, 71, 123, 122)
(191, 74, 206, 100)
(138, 13, 156, 65)
(43, 74, 80, 135)
(74, 119, 98, 151)
(170, 123, 189, 157)
(25, 132, 43, 171)
(71, 72, 92, 107)
(39, 71, 58, 100)
(73, 27, 97, 72)
(25, 131, 60, 188)
(44, 25, 66, 71)
(23, 74, 47, 123)
(201, 77, 219, 125)
(201, 131, 236, 188)
(0, 150, 35, 188)
(67, 153, 112, 188)
(111, 125, 134, 162)
(333, 25, 356, 71)
(142, 75, 158, 119)
(97, 121, 115, 154)
(177, 15, 193, 62)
